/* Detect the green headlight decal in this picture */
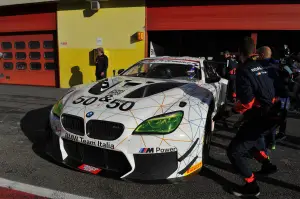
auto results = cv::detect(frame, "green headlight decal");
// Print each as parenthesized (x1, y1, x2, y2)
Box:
(134, 111, 184, 134)
(52, 100, 63, 117)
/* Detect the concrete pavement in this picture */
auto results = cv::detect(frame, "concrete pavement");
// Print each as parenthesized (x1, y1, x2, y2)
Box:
(0, 85, 300, 199)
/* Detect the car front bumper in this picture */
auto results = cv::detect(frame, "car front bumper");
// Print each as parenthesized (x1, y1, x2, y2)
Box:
(45, 131, 179, 181)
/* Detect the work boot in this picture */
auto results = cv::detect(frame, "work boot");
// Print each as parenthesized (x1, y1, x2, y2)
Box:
(257, 162, 278, 175)
(231, 180, 260, 197)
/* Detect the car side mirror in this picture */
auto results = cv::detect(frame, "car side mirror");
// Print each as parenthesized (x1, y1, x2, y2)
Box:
(118, 69, 125, 75)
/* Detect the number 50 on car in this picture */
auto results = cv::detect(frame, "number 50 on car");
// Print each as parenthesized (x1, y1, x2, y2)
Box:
(72, 96, 135, 111)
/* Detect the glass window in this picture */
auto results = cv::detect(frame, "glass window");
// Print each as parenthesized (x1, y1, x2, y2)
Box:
(45, 62, 56, 70)
(121, 61, 200, 81)
(16, 52, 26, 60)
(28, 41, 40, 49)
(16, 62, 27, 70)
(1, 42, 12, 50)
(29, 52, 41, 60)
(30, 62, 41, 70)
(43, 41, 53, 49)
(3, 62, 13, 70)
(44, 52, 54, 60)
(203, 61, 221, 83)
(3, 52, 13, 59)
(15, 42, 26, 49)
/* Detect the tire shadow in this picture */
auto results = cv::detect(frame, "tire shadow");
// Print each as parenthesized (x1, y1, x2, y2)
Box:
(19, 105, 72, 170)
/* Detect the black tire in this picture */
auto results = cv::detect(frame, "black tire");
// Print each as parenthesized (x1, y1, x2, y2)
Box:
(202, 106, 214, 164)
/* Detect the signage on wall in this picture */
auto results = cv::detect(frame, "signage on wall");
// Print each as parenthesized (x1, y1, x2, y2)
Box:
(60, 41, 68, 47)
(96, 37, 103, 46)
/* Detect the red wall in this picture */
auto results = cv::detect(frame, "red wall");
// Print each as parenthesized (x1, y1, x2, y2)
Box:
(0, 13, 56, 33)
(147, 4, 300, 31)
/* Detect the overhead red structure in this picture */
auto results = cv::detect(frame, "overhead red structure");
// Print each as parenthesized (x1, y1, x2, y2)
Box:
(147, 4, 300, 31)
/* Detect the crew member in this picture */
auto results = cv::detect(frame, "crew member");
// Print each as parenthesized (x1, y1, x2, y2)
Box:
(257, 46, 290, 147)
(224, 51, 238, 102)
(226, 37, 278, 197)
(95, 47, 109, 80)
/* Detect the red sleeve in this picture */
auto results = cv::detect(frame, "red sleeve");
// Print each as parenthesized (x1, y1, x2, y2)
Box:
(234, 98, 255, 114)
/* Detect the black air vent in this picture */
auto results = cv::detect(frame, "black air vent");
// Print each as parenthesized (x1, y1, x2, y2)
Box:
(123, 82, 141, 87)
(61, 114, 84, 136)
(88, 80, 120, 95)
(86, 120, 124, 141)
(124, 82, 186, 98)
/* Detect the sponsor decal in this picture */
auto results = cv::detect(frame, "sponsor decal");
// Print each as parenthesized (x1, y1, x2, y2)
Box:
(107, 89, 125, 96)
(64, 133, 114, 149)
(251, 66, 263, 72)
(72, 95, 135, 111)
(86, 111, 94, 118)
(139, 147, 177, 153)
(139, 148, 154, 153)
(78, 164, 101, 174)
(184, 161, 203, 176)
(255, 71, 267, 76)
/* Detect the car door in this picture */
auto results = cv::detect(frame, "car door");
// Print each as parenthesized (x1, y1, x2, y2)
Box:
(203, 60, 228, 109)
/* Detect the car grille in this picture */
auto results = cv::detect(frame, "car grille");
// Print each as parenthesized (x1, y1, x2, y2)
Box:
(86, 120, 124, 141)
(61, 114, 84, 136)
(63, 139, 132, 174)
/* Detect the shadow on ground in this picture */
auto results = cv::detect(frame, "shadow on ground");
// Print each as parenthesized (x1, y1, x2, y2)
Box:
(19, 105, 71, 170)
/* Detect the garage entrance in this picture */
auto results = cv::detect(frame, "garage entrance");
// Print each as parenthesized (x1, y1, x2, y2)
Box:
(148, 30, 251, 59)
(0, 34, 57, 86)
(146, 2, 300, 59)
(0, 3, 57, 87)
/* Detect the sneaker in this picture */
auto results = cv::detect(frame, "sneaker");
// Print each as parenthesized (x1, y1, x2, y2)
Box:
(231, 180, 260, 197)
(256, 163, 278, 175)
(276, 132, 287, 141)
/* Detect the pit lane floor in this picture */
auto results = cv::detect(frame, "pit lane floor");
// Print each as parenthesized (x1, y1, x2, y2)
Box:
(0, 84, 300, 199)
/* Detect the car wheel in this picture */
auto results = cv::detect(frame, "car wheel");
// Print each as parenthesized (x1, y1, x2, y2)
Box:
(202, 105, 214, 165)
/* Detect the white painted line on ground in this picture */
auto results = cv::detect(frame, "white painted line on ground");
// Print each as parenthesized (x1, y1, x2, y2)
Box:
(0, 177, 95, 199)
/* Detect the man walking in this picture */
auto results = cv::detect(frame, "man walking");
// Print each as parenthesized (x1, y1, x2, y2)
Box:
(226, 37, 278, 197)
(95, 47, 108, 80)
(257, 46, 290, 147)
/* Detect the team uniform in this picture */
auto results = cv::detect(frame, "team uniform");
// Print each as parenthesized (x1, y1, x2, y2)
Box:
(258, 58, 291, 148)
(226, 58, 278, 196)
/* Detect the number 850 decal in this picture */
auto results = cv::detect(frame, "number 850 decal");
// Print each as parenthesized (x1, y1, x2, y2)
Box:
(72, 96, 135, 111)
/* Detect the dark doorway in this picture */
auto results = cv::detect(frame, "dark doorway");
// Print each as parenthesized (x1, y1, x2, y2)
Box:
(148, 30, 251, 60)
(256, 30, 300, 59)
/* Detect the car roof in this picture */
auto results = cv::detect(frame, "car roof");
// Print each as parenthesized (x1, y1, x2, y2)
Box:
(142, 56, 204, 67)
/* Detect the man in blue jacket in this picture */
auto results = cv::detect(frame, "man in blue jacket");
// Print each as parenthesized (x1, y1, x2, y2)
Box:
(226, 38, 278, 197)
(257, 46, 291, 147)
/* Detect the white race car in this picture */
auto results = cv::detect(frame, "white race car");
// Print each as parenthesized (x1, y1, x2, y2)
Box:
(46, 56, 228, 181)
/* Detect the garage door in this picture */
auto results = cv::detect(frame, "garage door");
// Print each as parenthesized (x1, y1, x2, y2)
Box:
(146, 4, 300, 31)
(0, 34, 57, 87)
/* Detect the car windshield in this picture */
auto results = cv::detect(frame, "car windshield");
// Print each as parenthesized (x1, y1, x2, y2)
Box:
(121, 61, 200, 81)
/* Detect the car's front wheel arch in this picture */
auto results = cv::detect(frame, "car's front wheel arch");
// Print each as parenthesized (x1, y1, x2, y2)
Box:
(202, 102, 214, 165)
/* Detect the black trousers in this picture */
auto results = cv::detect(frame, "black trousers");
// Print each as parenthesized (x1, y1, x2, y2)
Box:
(227, 76, 236, 101)
(227, 116, 276, 178)
(96, 71, 107, 81)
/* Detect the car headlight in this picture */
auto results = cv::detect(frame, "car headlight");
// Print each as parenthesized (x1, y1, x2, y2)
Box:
(52, 100, 63, 117)
(133, 111, 184, 135)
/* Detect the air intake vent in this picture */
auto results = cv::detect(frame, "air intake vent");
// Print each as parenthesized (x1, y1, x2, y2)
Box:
(123, 82, 141, 87)
(124, 82, 186, 98)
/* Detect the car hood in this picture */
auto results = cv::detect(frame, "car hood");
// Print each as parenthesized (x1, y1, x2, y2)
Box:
(61, 76, 199, 124)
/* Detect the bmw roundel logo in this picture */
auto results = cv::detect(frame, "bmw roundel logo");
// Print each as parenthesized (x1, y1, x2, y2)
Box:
(86, 111, 94, 118)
